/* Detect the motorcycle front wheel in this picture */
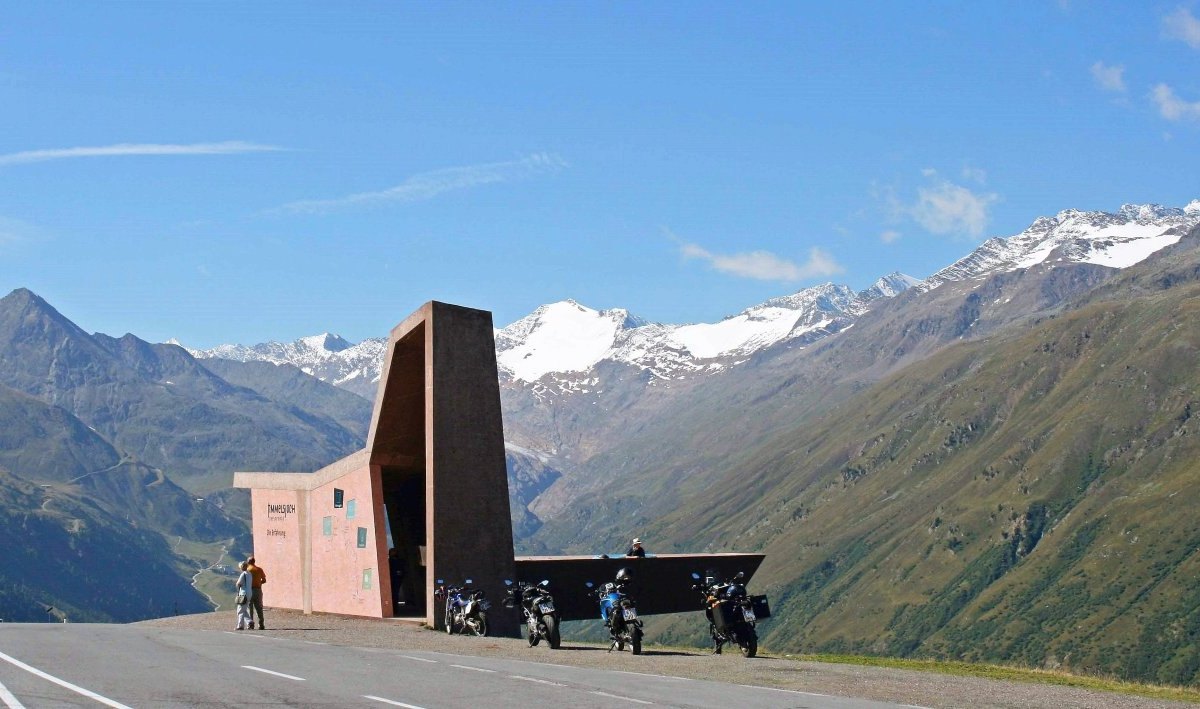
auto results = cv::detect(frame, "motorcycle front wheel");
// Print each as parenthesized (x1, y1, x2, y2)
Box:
(468, 612, 488, 637)
(444, 610, 456, 635)
(544, 615, 561, 649)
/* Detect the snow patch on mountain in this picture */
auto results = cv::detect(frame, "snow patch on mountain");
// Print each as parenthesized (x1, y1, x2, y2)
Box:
(185, 275, 920, 395)
(921, 202, 1200, 291)
(186, 333, 387, 398)
(495, 301, 645, 381)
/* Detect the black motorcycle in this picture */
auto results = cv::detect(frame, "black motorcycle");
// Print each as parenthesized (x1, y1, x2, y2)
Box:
(434, 578, 490, 636)
(587, 568, 644, 655)
(503, 579, 561, 649)
(691, 571, 768, 657)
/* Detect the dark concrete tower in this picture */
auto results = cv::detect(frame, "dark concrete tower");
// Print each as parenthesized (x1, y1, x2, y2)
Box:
(368, 301, 517, 635)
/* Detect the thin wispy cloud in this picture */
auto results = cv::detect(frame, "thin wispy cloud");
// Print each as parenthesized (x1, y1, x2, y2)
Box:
(1163, 6, 1200, 49)
(0, 216, 45, 249)
(880, 229, 902, 244)
(1090, 61, 1127, 92)
(672, 234, 843, 282)
(961, 165, 988, 184)
(0, 141, 284, 166)
(1151, 83, 1200, 121)
(909, 172, 999, 238)
(276, 153, 567, 214)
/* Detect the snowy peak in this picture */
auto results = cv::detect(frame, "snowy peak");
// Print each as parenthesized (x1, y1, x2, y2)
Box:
(755, 282, 858, 314)
(186, 332, 388, 399)
(191, 333, 357, 364)
(858, 272, 922, 302)
(299, 333, 353, 353)
(495, 300, 650, 382)
(921, 200, 1200, 291)
(662, 282, 866, 362)
(187, 279, 916, 393)
(183, 198, 1198, 398)
(495, 281, 905, 385)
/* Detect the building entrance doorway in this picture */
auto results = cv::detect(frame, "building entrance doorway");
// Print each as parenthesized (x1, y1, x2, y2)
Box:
(383, 472, 426, 617)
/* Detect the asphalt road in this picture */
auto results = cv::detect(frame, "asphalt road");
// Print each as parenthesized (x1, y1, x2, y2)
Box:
(0, 624, 922, 708)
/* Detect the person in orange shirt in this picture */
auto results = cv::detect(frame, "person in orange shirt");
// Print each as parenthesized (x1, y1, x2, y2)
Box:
(245, 556, 267, 630)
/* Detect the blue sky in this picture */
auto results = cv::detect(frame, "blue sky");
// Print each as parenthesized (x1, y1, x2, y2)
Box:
(2, 2, 1198, 347)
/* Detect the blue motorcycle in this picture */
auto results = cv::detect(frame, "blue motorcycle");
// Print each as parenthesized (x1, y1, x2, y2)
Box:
(435, 578, 490, 636)
(587, 568, 643, 654)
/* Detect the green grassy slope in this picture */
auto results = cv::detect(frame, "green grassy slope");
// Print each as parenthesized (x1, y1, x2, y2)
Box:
(643, 272, 1200, 684)
(0, 467, 214, 622)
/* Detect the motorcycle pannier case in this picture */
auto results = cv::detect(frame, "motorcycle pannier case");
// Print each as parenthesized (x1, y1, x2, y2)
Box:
(712, 602, 739, 633)
(750, 595, 771, 619)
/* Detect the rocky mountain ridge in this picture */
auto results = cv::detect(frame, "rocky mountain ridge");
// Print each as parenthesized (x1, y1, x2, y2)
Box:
(920, 201, 1200, 291)
(185, 201, 1199, 404)
(0, 288, 374, 622)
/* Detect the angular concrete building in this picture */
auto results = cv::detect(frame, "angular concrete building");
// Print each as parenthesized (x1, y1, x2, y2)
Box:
(235, 301, 762, 634)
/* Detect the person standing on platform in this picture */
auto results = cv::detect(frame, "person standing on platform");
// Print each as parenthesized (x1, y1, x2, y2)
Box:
(625, 537, 646, 558)
(246, 556, 267, 629)
(234, 561, 253, 630)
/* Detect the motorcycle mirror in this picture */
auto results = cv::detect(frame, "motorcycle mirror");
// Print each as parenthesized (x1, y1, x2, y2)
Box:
(691, 572, 701, 580)
(585, 581, 594, 588)
(436, 579, 444, 584)
(735, 571, 745, 580)
(504, 579, 513, 586)
(539, 579, 550, 587)
(465, 578, 473, 584)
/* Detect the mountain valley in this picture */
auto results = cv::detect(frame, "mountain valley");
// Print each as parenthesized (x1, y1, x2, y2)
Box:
(2, 201, 1199, 683)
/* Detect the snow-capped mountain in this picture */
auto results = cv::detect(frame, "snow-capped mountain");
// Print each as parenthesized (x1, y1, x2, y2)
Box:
(920, 202, 1200, 291)
(186, 332, 387, 400)
(494, 278, 913, 388)
(184, 200, 1198, 400)
(187, 275, 917, 398)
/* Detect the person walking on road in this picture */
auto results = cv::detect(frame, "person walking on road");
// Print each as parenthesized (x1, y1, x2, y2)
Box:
(234, 561, 253, 630)
(246, 556, 267, 629)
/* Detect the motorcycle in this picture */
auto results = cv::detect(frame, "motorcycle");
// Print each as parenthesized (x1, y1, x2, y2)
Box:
(503, 579, 562, 649)
(587, 568, 643, 655)
(691, 571, 768, 657)
(434, 578, 490, 636)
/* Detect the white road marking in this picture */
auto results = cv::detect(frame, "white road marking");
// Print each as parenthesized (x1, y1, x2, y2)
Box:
(0, 649, 133, 709)
(737, 684, 830, 696)
(591, 690, 653, 704)
(613, 670, 686, 681)
(364, 697, 428, 709)
(398, 655, 438, 663)
(0, 678, 27, 709)
(303, 640, 327, 645)
(449, 664, 496, 673)
(241, 665, 305, 681)
(507, 674, 566, 687)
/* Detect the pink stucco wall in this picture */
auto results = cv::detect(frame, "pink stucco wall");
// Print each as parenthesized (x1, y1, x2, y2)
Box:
(309, 464, 389, 617)
(249, 489, 305, 611)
